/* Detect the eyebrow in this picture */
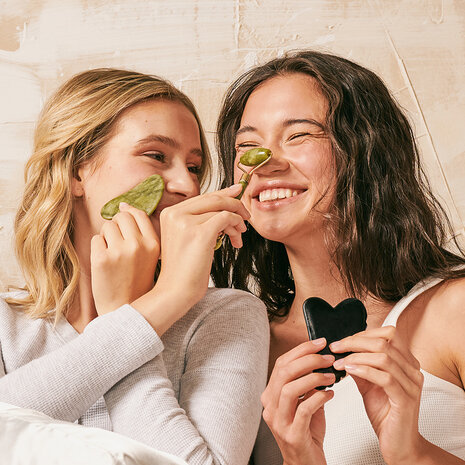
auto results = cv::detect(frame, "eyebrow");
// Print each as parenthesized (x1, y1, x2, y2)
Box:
(236, 118, 326, 136)
(137, 134, 203, 158)
(283, 118, 326, 131)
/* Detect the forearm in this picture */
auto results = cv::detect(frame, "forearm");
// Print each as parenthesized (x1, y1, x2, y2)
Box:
(104, 357, 224, 465)
(0, 305, 161, 421)
(106, 291, 270, 465)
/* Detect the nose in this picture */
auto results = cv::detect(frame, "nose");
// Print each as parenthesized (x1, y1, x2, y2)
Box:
(164, 162, 199, 198)
(252, 146, 290, 176)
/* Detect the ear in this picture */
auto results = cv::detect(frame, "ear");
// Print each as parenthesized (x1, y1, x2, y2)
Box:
(71, 170, 84, 198)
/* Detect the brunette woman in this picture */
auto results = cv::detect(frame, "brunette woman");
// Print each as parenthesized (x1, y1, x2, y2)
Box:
(213, 50, 465, 465)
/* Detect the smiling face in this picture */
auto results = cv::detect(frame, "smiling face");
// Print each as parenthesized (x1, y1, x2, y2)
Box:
(234, 73, 335, 245)
(73, 99, 203, 239)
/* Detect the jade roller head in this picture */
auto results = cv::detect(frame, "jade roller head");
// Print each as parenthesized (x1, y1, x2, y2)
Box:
(214, 147, 272, 250)
(235, 147, 272, 200)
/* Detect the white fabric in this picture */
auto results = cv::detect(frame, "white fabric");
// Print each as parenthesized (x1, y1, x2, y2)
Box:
(0, 402, 187, 465)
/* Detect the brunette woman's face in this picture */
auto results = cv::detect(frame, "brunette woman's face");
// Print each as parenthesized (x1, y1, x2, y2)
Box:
(73, 99, 203, 238)
(234, 73, 335, 244)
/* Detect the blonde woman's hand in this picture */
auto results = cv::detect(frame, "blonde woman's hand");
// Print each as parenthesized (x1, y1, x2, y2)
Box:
(155, 184, 248, 303)
(329, 325, 425, 465)
(91, 203, 160, 315)
(261, 339, 335, 465)
(131, 184, 250, 335)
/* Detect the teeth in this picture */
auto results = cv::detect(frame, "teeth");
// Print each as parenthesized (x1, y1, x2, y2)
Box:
(258, 188, 302, 202)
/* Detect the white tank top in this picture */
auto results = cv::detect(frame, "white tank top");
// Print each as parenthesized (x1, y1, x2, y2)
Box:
(252, 275, 465, 465)
(324, 275, 465, 464)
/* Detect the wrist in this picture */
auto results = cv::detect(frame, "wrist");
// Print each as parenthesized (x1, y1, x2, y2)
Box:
(130, 285, 193, 336)
(387, 436, 434, 465)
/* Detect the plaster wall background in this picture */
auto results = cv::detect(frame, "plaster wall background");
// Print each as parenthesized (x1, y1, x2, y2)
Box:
(1, 0, 464, 289)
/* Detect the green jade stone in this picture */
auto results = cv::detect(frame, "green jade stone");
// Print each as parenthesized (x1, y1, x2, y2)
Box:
(239, 147, 272, 167)
(100, 174, 165, 220)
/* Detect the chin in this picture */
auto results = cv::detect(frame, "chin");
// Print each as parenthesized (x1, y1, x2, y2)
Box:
(251, 221, 297, 244)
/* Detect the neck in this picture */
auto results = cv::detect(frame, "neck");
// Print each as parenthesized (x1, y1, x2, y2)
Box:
(283, 233, 394, 329)
(66, 217, 98, 333)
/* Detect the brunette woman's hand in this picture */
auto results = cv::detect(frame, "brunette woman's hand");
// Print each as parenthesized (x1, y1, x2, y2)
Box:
(261, 339, 335, 465)
(329, 326, 425, 465)
(131, 184, 250, 335)
(91, 202, 160, 315)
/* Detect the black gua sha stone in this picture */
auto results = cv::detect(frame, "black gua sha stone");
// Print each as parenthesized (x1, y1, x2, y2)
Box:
(302, 297, 367, 388)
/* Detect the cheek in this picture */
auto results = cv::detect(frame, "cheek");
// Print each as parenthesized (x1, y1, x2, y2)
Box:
(233, 164, 242, 184)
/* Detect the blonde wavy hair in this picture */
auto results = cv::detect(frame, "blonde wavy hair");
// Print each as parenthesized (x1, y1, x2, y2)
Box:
(7, 68, 212, 321)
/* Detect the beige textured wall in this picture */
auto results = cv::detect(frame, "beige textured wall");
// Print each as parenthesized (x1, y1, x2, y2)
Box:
(1, 0, 464, 289)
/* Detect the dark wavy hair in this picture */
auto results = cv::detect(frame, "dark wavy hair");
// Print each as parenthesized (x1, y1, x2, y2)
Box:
(211, 50, 465, 320)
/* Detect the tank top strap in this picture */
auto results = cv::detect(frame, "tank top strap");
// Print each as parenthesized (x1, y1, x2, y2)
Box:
(382, 276, 446, 327)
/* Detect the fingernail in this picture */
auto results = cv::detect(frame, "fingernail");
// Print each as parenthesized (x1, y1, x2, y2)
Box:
(333, 358, 345, 370)
(322, 354, 335, 362)
(228, 184, 242, 193)
(329, 341, 341, 351)
(119, 202, 129, 209)
(344, 364, 360, 373)
(311, 337, 326, 347)
(323, 373, 335, 380)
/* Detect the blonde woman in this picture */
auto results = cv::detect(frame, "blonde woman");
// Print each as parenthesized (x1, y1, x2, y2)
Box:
(0, 69, 269, 465)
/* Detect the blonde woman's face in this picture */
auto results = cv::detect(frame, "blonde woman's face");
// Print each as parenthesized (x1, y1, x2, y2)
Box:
(73, 99, 203, 238)
(234, 73, 335, 245)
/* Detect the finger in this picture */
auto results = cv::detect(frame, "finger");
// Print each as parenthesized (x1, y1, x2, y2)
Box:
(203, 211, 247, 244)
(119, 202, 158, 240)
(263, 353, 334, 411)
(271, 354, 335, 388)
(173, 187, 250, 219)
(291, 390, 334, 440)
(263, 339, 328, 405)
(100, 221, 123, 247)
(272, 339, 327, 370)
(90, 234, 108, 261)
(341, 337, 420, 386)
(344, 364, 412, 405)
(112, 209, 142, 240)
(331, 334, 422, 391)
(276, 372, 335, 426)
(334, 352, 422, 397)
(330, 325, 420, 370)
(221, 225, 244, 248)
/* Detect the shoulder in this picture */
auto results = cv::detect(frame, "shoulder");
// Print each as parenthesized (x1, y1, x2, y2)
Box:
(167, 287, 269, 346)
(195, 287, 268, 326)
(0, 291, 48, 341)
(425, 277, 465, 386)
(428, 276, 465, 318)
(0, 291, 29, 326)
(201, 287, 267, 312)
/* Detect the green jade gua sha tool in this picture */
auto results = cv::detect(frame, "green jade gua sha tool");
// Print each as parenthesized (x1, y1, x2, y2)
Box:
(100, 174, 165, 220)
(214, 147, 272, 250)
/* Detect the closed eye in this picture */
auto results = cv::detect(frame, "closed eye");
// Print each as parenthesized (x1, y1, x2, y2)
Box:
(288, 131, 326, 141)
(235, 142, 261, 152)
(188, 165, 201, 175)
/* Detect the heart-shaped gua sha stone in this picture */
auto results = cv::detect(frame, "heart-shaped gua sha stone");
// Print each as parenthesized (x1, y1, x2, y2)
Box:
(302, 297, 367, 388)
